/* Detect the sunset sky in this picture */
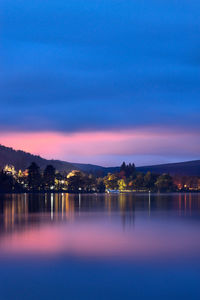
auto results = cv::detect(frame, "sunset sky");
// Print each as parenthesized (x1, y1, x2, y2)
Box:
(1, 0, 200, 166)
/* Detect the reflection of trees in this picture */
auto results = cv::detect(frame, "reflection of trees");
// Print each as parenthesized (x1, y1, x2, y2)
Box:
(0, 193, 76, 234)
(0, 194, 29, 232)
(0, 193, 200, 234)
(119, 193, 135, 229)
(104, 193, 136, 227)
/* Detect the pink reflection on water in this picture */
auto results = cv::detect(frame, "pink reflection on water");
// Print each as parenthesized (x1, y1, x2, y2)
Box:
(1, 219, 200, 259)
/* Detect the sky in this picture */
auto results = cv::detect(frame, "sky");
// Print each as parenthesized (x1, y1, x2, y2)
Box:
(0, 0, 200, 166)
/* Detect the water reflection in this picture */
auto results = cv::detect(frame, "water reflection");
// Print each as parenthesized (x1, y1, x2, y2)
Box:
(1, 192, 200, 234)
(0, 193, 200, 300)
(0, 193, 200, 259)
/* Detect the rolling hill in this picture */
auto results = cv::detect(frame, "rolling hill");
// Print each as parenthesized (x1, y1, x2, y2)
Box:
(0, 145, 119, 176)
(137, 160, 200, 176)
(0, 144, 199, 176)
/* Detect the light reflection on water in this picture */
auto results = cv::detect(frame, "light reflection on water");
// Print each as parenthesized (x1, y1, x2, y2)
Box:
(0, 193, 200, 299)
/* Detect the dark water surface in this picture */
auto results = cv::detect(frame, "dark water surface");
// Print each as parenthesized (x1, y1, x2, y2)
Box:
(0, 193, 200, 300)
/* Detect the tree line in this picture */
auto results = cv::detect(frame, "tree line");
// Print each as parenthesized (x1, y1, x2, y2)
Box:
(0, 161, 199, 193)
(104, 162, 175, 192)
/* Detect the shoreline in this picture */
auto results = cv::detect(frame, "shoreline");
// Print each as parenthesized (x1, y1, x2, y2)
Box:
(0, 190, 200, 195)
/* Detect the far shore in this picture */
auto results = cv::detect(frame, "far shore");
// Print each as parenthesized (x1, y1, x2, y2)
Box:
(0, 190, 200, 195)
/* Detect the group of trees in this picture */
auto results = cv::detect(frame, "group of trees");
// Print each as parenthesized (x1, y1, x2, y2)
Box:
(66, 170, 105, 193)
(27, 163, 56, 190)
(0, 161, 199, 193)
(104, 164, 174, 192)
(0, 163, 57, 192)
(24, 163, 105, 192)
(0, 170, 22, 192)
(120, 162, 136, 177)
(103, 162, 200, 192)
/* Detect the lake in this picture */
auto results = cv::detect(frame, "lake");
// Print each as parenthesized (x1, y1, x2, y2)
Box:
(0, 193, 200, 300)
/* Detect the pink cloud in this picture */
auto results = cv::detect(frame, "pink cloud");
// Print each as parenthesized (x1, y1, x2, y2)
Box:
(0, 128, 200, 165)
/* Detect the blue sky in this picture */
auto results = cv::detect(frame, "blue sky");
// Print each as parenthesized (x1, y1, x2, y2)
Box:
(0, 0, 200, 166)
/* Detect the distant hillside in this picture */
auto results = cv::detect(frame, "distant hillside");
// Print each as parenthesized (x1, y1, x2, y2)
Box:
(0, 144, 199, 177)
(0, 145, 119, 176)
(136, 160, 200, 176)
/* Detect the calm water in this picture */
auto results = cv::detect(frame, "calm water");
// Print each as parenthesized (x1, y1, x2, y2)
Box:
(0, 193, 200, 300)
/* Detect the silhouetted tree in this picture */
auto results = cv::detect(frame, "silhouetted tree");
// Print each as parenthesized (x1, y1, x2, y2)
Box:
(43, 165, 56, 190)
(155, 173, 174, 192)
(120, 162, 126, 172)
(84, 174, 96, 192)
(96, 178, 105, 192)
(120, 162, 135, 178)
(55, 172, 65, 190)
(132, 173, 145, 190)
(144, 172, 158, 191)
(67, 170, 85, 192)
(0, 171, 22, 192)
(28, 162, 41, 191)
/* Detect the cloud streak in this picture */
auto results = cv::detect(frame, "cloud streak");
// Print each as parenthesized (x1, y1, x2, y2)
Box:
(1, 128, 200, 166)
